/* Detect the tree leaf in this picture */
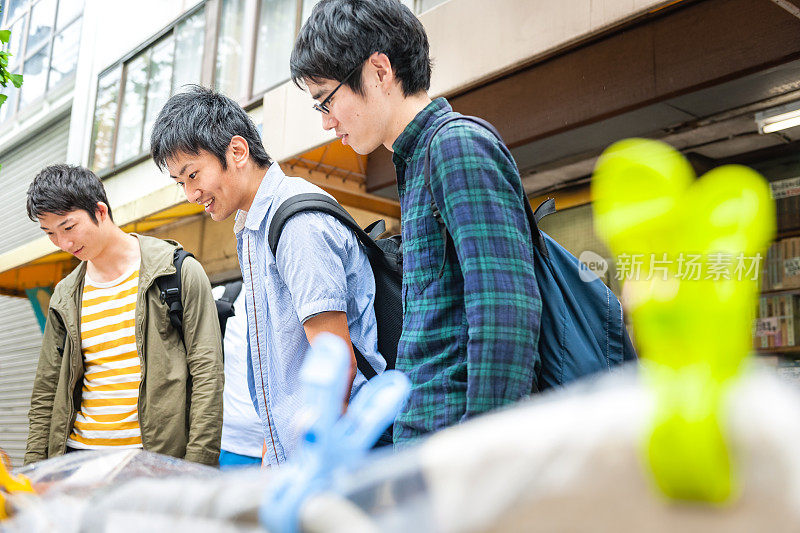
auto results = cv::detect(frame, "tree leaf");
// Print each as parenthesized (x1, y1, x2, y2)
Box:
(9, 73, 22, 88)
(0, 94, 7, 107)
(0, 30, 9, 44)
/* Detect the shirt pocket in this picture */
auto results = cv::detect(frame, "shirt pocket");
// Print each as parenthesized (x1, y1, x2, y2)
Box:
(402, 190, 445, 295)
(152, 291, 183, 351)
(153, 292, 171, 337)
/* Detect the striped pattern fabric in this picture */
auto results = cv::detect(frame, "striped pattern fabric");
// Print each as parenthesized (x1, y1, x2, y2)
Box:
(66, 264, 143, 449)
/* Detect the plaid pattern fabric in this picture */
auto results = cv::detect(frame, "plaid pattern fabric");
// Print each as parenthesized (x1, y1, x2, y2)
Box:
(392, 98, 542, 445)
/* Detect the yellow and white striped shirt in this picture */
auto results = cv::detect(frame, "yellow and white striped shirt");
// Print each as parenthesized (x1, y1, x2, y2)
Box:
(67, 263, 143, 449)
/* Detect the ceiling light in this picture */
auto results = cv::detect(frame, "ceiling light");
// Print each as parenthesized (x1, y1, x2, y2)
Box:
(756, 100, 800, 134)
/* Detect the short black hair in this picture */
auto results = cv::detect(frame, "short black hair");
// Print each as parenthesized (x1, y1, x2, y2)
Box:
(150, 85, 272, 171)
(27, 164, 113, 223)
(290, 0, 432, 97)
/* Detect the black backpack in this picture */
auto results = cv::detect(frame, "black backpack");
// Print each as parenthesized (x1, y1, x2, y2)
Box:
(267, 194, 402, 380)
(156, 249, 243, 342)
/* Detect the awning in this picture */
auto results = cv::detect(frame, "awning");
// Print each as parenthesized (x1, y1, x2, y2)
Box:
(0, 199, 203, 297)
(0, 141, 400, 297)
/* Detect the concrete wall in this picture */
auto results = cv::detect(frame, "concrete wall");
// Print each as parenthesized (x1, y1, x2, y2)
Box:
(261, 0, 674, 162)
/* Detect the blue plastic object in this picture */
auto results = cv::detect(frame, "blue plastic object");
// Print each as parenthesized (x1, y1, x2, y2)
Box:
(259, 333, 411, 533)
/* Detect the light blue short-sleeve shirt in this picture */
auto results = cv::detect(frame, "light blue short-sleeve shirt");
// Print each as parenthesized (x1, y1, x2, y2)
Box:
(235, 163, 386, 465)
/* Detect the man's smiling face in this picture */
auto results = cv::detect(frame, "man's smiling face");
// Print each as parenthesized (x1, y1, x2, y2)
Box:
(167, 148, 244, 222)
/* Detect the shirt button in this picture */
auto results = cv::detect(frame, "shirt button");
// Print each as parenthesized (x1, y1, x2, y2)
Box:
(405, 157, 412, 164)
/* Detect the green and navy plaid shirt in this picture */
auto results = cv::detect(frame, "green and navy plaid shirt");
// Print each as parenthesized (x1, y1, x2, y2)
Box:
(392, 97, 542, 445)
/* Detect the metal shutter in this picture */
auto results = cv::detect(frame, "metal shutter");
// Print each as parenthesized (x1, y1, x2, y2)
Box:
(0, 112, 71, 255)
(0, 295, 43, 467)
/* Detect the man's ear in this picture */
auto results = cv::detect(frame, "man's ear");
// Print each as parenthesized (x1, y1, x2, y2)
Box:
(367, 52, 395, 88)
(229, 136, 250, 169)
(95, 202, 110, 224)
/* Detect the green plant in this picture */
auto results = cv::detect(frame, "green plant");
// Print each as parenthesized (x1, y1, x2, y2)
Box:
(0, 9, 23, 109)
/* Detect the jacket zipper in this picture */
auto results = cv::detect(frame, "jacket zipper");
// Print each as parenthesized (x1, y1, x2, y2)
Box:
(136, 285, 146, 450)
(135, 267, 168, 451)
(62, 320, 79, 454)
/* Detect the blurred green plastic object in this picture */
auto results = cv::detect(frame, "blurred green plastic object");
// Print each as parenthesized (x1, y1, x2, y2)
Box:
(592, 138, 775, 503)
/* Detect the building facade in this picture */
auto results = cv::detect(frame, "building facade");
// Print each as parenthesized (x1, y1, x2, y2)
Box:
(0, 0, 799, 465)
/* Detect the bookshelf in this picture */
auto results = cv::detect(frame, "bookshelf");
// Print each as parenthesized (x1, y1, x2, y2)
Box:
(761, 287, 800, 297)
(755, 183, 800, 357)
(777, 228, 800, 240)
(758, 346, 800, 356)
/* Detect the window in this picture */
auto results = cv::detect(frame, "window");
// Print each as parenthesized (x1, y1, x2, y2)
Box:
(300, 0, 318, 22)
(89, 67, 120, 173)
(214, 0, 246, 99)
(89, 6, 204, 173)
(172, 10, 205, 93)
(212, 0, 443, 103)
(416, 0, 448, 12)
(0, 0, 83, 121)
(214, 0, 320, 102)
(252, 0, 297, 95)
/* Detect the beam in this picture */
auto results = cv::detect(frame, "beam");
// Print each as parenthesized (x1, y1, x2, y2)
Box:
(450, 0, 800, 148)
(367, 0, 800, 189)
(305, 177, 401, 219)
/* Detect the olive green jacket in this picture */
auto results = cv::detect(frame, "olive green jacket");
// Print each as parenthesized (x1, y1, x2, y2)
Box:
(24, 235, 223, 466)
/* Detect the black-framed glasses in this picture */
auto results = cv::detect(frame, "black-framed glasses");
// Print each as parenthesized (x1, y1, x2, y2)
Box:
(312, 62, 364, 114)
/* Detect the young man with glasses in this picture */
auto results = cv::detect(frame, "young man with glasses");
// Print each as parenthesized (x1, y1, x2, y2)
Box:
(291, 0, 541, 446)
(150, 86, 386, 465)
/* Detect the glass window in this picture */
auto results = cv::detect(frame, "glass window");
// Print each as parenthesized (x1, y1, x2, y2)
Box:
(142, 36, 174, 152)
(90, 66, 121, 172)
(115, 52, 148, 164)
(301, 0, 319, 23)
(252, 0, 296, 94)
(0, 71, 20, 122)
(4, 0, 28, 23)
(0, 0, 84, 122)
(215, 0, 245, 99)
(417, 0, 447, 12)
(25, 0, 54, 53)
(48, 16, 79, 88)
(55, 0, 80, 29)
(7, 15, 25, 69)
(20, 42, 48, 105)
(90, 6, 204, 172)
(172, 9, 204, 93)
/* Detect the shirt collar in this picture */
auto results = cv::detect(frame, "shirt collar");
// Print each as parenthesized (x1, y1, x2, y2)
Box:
(392, 97, 452, 161)
(234, 162, 285, 233)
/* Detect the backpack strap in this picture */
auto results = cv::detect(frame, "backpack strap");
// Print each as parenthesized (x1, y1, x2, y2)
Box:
(155, 249, 194, 341)
(216, 280, 242, 339)
(268, 193, 383, 258)
(422, 115, 551, 278)
(221, 279, 243, 302)
(533, 197, 556, 224)
(364, 219, 386, 240)
(352, 345, 378, 380)
(267, 193, 382, 380)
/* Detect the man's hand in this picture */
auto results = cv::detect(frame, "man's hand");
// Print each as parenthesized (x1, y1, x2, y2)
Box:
(303, 310, 357, 409)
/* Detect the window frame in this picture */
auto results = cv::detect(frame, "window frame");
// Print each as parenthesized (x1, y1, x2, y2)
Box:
(1, 0, 83, 121)
(414, 0, 448, 13)
(240, 0, 443, 106)
(232, 0, 321, 108)
(90, 1, 207, 177)
(87, 0, 442, 176)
